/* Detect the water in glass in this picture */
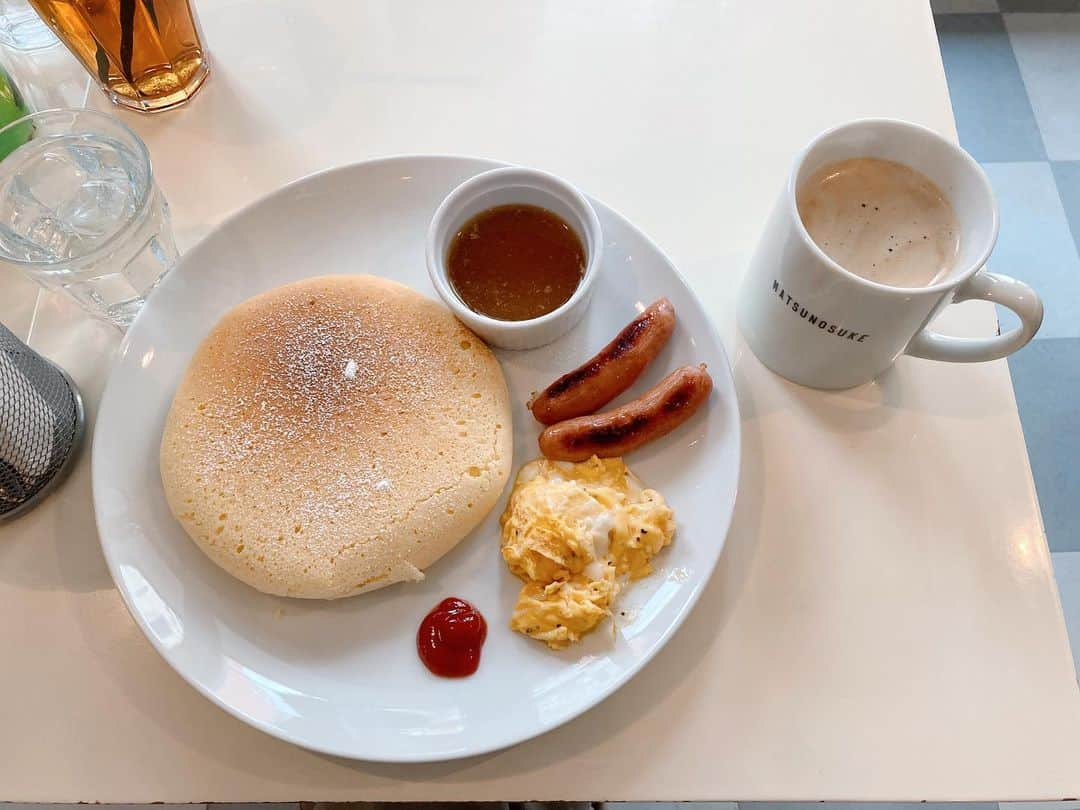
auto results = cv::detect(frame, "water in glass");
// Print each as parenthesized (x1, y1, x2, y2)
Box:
(0, 112, 177, 327)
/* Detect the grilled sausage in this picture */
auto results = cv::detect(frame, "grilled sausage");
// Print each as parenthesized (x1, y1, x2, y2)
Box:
(528, 298, 676, 425)
(538, 364, 712, 461)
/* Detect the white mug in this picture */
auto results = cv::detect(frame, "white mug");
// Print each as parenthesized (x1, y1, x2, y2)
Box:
(737, 118, 1044, 390)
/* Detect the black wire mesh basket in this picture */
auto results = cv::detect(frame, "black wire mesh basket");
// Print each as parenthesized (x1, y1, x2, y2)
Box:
(0, 321, 84, 520)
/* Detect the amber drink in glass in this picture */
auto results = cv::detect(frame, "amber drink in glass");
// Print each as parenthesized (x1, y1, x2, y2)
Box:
(28, 0, 208, 112)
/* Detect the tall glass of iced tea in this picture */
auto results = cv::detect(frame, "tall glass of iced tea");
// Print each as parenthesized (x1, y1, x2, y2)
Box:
(27, 0, 208, 112)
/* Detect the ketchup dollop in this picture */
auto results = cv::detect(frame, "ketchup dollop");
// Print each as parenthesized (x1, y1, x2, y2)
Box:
(417, 597, 488, 677)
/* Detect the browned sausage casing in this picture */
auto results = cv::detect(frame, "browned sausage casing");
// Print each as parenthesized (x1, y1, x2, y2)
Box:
(538, 364, 712, 461)
(528, 298, 676, 425)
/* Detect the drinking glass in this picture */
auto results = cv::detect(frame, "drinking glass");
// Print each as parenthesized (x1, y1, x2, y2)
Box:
(0, 0, 55, 50)
(0, 108, 178, 328)
(26, 0, 208, 113)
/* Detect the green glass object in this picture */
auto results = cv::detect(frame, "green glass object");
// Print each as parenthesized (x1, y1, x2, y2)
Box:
(0, 67, 31, 160)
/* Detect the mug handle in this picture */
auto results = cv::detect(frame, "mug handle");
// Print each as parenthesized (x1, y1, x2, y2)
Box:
(905, 271, 1044, 363)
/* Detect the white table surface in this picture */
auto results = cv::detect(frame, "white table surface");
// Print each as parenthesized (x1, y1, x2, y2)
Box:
(1, 0, 1079, 802)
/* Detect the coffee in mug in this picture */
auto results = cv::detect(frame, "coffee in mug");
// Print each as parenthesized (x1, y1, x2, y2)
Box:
(738, 119, 1044, 390)
(797, 157, 959, 289)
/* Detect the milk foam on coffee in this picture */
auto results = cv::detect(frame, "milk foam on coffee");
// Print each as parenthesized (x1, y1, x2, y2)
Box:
(797, 157, 960, 288)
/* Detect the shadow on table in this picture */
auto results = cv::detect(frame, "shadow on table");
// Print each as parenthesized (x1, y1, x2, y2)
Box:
(125, 60, 297, 150)
(730, 327, 1005, 429)
(0, 307, 117, 595)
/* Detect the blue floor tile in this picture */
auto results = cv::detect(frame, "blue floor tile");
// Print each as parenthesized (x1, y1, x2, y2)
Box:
(997, 0, 1080, 12)
(1008, 338, 1080, 552)
(1005, 13, 1080, 160)
(1001, 0, 1080, 13)
(936, 14, 1046, 162)
(1051, 160, 1080, 255)
(933, 0, 1000, 11)
(1049, 552, 1080, 677)
(982, 162, 1080, 339)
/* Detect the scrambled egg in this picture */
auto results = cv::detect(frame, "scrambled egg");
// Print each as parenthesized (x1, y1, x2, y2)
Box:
(500, 456, 676, 649)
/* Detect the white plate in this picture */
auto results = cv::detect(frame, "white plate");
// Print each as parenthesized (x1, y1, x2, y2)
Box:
(92, 156, 741, 762)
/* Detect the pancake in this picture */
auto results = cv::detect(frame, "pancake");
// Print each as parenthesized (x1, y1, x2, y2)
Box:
(159, 275, 512, 599)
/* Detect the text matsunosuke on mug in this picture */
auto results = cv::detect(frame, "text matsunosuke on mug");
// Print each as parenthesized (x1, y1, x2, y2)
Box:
(737, 118, 1044, 390)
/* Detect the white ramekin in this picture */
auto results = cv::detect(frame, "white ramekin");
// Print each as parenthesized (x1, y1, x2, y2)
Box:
(426, 166, 603, 351)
